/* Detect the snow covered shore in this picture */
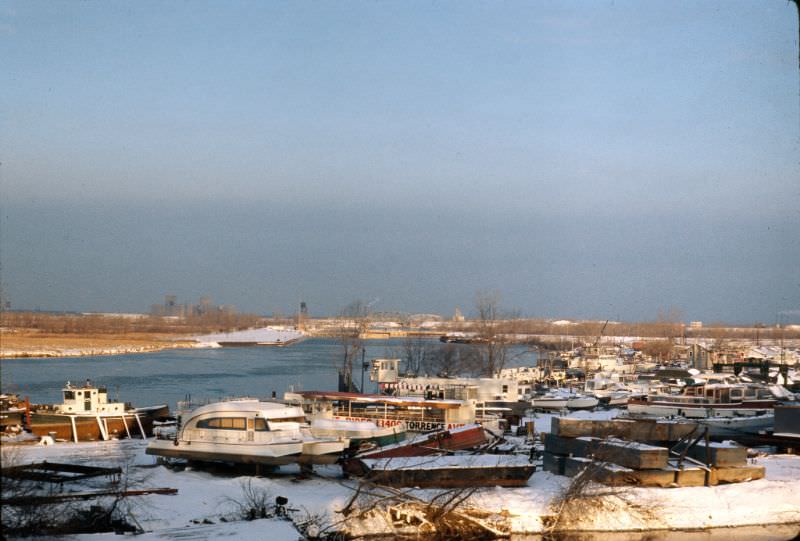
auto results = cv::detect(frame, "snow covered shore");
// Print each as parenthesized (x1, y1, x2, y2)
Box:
(4, 416, 800, 540)
(0, 342, 215, 359)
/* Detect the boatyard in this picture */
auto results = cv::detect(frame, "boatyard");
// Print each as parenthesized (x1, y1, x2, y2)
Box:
(3, 1, 799, 539)
(2, 330, 800, 539)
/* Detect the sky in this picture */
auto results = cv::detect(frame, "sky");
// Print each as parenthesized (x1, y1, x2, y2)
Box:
(1, 1, 798, 324)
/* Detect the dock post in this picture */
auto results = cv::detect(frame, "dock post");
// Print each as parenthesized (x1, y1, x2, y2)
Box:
(704, 427, 711, 486)
(69, 415, 79, 443)
(96, 415, 109, 440)
(133, 413, 147, 438)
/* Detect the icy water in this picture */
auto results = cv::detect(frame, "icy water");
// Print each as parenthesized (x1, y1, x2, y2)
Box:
(0, 338, 538, 409)
(510, 524, 800, 540)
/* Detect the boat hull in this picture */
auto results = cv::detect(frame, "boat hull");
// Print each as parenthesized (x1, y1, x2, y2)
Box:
(530, 398, 568, 410)
(627, 400, 772, 419)
(697, 414, 775, 438)
(354, 424, 488, 459)
(309, 420, 407, 448)
(29, 407, 166, 441)
(354, 456, 535, 488)
(530, 396, 599, 411)
(146, 439, 304, 465)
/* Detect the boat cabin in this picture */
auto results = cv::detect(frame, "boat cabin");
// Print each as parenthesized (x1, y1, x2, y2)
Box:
(284, 390, 492, 433)
(180, 400, 306, 444)
(55, 380, 126, 415)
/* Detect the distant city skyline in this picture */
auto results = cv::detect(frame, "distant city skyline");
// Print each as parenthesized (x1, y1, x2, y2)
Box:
(1, 2, 798, 325)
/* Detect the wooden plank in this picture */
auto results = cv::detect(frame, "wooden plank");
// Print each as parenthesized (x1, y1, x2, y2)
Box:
(542, 452, 566, 475)
(551, 417, 698, 442)
(542, 433, 596, 456)
(563, 457, 707, 487)
(676, 441, 747, 467)
(544, 434, 668, 469)
(2, 488, 178, 506)
(709, 465, 765, 485)
(563, 456, 594, 478)
(592, 439, 669, 470)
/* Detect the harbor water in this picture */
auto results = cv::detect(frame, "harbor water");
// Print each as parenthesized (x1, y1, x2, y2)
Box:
(0, 338, 538, 409)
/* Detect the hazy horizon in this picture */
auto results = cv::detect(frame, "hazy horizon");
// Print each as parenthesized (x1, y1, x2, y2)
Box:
(1, 2, 798, 325)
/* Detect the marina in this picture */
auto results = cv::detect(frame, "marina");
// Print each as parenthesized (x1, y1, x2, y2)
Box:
(2, 337, 800, 540)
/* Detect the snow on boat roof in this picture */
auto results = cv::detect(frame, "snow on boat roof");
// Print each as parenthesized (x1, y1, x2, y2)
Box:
(361, 455, 533, 470)
(187, 400, 303, 418)
(294, 390, 467, 409)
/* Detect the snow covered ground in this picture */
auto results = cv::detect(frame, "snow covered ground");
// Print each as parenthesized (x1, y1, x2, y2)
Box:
(4, 410, 800, 540)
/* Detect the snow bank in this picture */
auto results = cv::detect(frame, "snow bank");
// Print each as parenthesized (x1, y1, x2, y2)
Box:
(6, 412, 799, 539)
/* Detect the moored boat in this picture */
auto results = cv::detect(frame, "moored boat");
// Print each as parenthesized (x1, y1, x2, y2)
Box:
(28, 381, 169, 442)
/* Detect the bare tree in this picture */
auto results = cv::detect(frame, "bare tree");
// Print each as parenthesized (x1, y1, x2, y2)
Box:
(396, 335, 436, 376)
(333, 300, 370, 392)
(425, 343, 482, 377)
(472, 290, 519, 376)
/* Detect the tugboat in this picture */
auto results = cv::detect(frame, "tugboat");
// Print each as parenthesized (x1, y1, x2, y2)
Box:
(28, 380, 169, 442)
(146, 399, 349, 466)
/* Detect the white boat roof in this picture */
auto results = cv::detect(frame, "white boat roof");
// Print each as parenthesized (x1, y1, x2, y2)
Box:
(187, 400, 303, 419)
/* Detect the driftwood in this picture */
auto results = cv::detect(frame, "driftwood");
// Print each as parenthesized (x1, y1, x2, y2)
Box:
(1, 461, 122, 484)
(2, 488, 178, 506)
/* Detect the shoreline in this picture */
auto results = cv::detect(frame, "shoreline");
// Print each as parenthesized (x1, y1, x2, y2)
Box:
(0, 342, 205, 359)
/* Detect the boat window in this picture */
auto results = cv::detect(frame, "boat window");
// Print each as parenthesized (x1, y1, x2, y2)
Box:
(64, 391, 75, 400)
(76, 391, 83, 397)
(196, 417, 247, 430)
(254, 418, 269, 431)
(269, 416, 306, 424)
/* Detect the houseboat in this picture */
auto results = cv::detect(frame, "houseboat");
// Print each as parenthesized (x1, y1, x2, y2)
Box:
(146, 400, 348, 466)
(284, 390, 504, 433)
(28, 380, 169, 442)
(369, 358, 524, 424)
(627, 378, 779, 419)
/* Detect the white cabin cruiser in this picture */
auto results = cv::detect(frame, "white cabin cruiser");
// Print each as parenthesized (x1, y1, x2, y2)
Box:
(146, 400, 348, 466)
(529, 389, 599, 411)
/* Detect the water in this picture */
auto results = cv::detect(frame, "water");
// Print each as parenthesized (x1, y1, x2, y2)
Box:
(509, 523, 800, 540)
(0, 338, 538, 409)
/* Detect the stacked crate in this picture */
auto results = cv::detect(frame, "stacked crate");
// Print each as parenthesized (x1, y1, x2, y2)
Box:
(542, 417, 764, 487)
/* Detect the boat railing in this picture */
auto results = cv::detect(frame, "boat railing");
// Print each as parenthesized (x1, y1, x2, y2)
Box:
(333, 407, 445, 423)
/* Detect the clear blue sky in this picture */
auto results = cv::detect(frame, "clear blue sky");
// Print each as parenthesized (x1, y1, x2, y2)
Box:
(1, 1, 798, 323)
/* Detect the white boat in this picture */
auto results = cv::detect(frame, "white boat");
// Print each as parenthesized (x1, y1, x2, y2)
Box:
(584, 375, 642, 407)
(146, 400, 348, 466)
(309, 418, 406, 448)
(627, 379, 778, 419)
(697, 413, 775, 438)
(530, 390, 599, 411)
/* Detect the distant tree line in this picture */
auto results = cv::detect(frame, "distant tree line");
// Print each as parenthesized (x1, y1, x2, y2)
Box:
(0, 311, 268, 335)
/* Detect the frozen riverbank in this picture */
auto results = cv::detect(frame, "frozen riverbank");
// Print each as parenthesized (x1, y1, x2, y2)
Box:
(4, 413, 800, 540)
